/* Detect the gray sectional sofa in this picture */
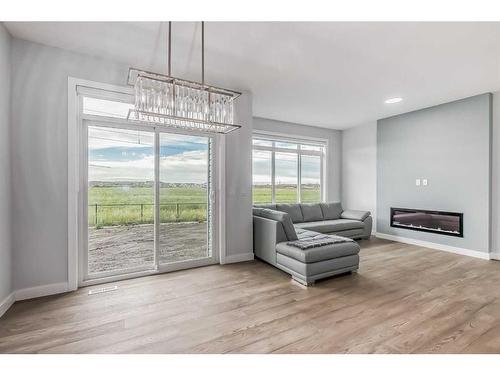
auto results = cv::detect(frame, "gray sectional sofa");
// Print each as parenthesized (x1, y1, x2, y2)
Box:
(253, 202, 372, 286)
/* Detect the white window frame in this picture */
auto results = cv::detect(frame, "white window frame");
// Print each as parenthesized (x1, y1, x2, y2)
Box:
(68, 77, 226, 290)
(252, 130, 328, 204)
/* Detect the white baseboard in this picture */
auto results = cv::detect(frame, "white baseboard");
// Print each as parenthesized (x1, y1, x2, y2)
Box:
(223, 252, 254, 264)
(375, 232, 490, 260)
(0, 292, 15, 318)
(15, 282, 69, 301)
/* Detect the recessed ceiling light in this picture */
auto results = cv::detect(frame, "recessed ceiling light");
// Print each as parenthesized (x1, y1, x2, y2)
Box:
(385, 97, 403, 104)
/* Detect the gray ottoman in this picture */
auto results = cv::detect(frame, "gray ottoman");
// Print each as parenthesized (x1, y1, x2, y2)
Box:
(275, 229, 360, 286)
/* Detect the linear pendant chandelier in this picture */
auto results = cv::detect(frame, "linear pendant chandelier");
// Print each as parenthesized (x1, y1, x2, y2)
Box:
(127, 22, 242, 134)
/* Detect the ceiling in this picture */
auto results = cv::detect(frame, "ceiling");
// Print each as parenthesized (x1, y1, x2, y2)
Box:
(5, 22, 500, 129)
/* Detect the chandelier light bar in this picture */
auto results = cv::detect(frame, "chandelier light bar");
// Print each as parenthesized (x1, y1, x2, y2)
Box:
(127, 22, 242, 134)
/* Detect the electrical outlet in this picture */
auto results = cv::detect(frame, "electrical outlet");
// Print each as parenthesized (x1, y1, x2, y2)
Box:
(416, 179, 421, 186)
(422, 179, 428, 186)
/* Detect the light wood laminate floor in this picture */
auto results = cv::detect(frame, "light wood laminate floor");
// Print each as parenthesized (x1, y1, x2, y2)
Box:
(2, 238, 500, 354)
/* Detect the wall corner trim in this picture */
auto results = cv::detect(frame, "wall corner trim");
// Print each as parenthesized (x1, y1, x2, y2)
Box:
(0, 292, 15, 318)
(222, 252, 254, 264)
(375, 233, 491, 260)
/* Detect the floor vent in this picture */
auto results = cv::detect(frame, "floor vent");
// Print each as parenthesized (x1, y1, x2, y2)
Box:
(88, 285, 118, 295)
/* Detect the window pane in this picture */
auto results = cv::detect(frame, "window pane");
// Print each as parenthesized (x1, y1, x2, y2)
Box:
(159, 133, 211, 264)
(301, 144, 323, 152)
(274, 141, 298, 150)
(275, 152, 298, 203)
(301, 155, 321, 203)
(88, 126, 154, 274)
(253, 150, 272, 203)
(83, 97, 133, 118)
(252, 138, 273, 147)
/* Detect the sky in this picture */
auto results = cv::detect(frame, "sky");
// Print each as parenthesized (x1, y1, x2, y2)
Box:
(252, 150, 321, 185)
(88, 127, 209, 184)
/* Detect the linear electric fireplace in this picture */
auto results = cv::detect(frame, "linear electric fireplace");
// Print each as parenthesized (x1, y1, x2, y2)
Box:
(390, 208, 463, 237)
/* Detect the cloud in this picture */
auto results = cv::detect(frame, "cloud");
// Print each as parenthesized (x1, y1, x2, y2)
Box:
(89, 150, 209, 183)
(159, 150, 208, 183)
(253, 152, 321, 185)
(89, 154, 155, 182)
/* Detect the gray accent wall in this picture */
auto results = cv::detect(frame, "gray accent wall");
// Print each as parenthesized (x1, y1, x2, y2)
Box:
(253, 117, 342, 202)
(0, 24, 12, 303)
(377, 94, 492, 253)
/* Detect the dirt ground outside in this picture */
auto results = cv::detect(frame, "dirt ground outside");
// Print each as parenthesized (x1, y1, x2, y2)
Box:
(88, 222, 209, 274)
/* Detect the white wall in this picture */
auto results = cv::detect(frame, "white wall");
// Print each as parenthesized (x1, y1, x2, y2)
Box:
(341, 121, 377, 231)
(10, 37, 253, 291)
(253, 117, 342, 202)
(11, 38, 129, 290)
(0, 24, 12, 305)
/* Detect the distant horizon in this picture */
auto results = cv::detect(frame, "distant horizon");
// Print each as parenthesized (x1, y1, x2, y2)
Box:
(89, 181, 319, 187)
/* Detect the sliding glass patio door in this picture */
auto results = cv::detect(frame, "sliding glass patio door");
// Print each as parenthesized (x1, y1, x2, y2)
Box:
(158, 133, 213, 266)
(81, 119, 217, 285)
(86, 125, 156, 277)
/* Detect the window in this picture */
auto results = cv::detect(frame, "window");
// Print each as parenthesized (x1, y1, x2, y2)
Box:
(252, 134, 326, 204)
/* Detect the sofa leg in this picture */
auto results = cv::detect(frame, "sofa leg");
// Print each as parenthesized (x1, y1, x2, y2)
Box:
(292, 276, 314, 287)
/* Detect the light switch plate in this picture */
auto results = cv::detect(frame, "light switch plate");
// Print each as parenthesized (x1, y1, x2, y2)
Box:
(416, 179, 421, 186)
(423, 179, 428, 186)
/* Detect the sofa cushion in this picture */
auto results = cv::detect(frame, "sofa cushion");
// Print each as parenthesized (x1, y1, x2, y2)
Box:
(341, 209, 370, 221)
(252, 208, 298, 241)
(300, 203, 324, 222)
(294, 219, 364, 234)
(320, 202, 343, 220)
(276, 204, 304, 223)
(295, 228, 325, 239)
(276, 239, 360, 263)
(296, 227, 364, 240)
(253, 204, 277, 210)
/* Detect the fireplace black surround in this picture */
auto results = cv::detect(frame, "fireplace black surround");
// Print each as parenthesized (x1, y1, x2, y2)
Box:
(390, 208, 463, 237)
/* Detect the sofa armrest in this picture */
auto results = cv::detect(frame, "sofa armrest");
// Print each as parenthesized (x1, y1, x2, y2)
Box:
(361, 215, 372, 239)
(252, 207, 298, 240)
(341, 209, 371, 221)
(253, 216, 287, 266)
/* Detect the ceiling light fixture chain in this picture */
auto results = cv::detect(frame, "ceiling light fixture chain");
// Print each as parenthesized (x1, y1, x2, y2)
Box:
(201, 21, 204, 87)
(126, 21, 242, 134)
